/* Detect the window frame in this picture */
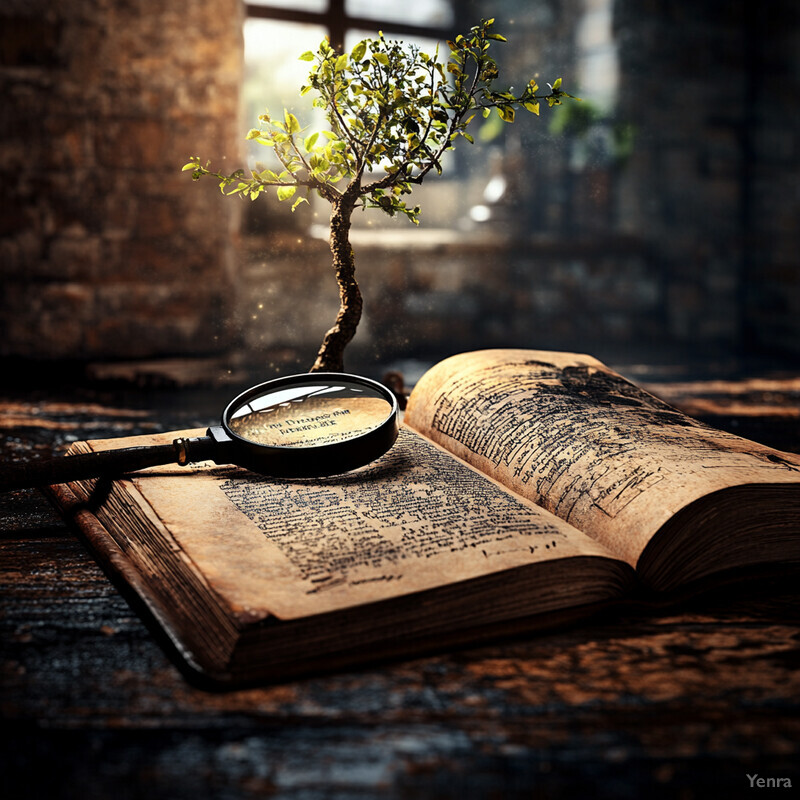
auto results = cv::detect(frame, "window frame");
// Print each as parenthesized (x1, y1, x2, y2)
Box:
(244, 1, 452, 52)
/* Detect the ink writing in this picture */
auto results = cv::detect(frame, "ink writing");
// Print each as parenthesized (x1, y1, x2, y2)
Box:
(219, 429, 564, 593)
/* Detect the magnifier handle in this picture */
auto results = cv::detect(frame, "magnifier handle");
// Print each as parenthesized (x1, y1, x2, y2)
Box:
(0, 442, 181, 492)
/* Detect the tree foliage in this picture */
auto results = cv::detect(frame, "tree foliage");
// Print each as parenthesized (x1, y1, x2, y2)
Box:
(183, 18, 574, 224)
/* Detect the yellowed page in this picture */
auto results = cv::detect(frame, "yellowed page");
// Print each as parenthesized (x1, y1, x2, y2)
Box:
(404, 349, 800, 566)
(80, 426, 620, 622)
(229, 396, 391, 446)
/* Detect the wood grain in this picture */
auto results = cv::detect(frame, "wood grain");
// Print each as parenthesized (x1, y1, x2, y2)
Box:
(2, 376, 799, 799)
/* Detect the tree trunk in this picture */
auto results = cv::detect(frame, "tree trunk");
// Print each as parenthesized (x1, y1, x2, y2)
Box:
(310, 196, 362, 373)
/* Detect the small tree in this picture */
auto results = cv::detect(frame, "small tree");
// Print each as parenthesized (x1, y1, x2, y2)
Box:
(185, 18, 574, 372)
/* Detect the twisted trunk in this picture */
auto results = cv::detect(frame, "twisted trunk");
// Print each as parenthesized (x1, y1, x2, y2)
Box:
(310, 195, 362, 372)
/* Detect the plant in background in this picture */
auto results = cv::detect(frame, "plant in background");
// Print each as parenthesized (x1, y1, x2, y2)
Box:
(185, 18, 575, 372)
(549, 99, 635, 168)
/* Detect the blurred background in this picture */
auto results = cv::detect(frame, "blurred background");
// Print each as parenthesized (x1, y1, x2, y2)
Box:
(2, 0, 799, 386)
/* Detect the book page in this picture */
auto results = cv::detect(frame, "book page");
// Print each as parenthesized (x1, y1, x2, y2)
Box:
(405, 349, 800, 566)
(79, 426, 620, 621)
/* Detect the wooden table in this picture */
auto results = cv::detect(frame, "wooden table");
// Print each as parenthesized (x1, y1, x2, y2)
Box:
(2, 365, 799, 799)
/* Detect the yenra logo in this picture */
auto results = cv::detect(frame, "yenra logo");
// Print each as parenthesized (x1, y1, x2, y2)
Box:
(747, 774, 793, 788)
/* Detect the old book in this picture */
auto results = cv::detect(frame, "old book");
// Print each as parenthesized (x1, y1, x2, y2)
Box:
(46, 349, 800, 685)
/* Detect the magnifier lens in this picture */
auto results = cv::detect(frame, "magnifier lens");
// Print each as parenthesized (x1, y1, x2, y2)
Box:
(0, 373, 399, 491)
(226, 378, 395, 449)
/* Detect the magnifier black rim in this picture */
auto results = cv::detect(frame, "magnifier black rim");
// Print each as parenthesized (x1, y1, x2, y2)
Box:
(219, 372, 399, 479)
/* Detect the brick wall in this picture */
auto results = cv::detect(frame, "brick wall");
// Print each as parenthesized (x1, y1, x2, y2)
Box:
(0, 0, 243, 360)
(741, 2, 800, 354)
(237, 230, 661, 372)
(614, 0, 800, 358)
(2, 0, 797, 370)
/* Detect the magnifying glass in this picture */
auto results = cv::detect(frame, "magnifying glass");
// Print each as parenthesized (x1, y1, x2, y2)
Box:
(0, 373, 399, 491)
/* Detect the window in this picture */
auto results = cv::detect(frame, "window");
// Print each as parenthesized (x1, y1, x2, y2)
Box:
(245, 1, 453, 51)
(243, 1, 460, 233)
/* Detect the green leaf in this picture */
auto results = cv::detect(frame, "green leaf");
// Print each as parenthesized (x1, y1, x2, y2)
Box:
(497, 105, 515, 122)
(552, 77, 562, 90)
(486, 33, 507, 42)
(276, 185, 297, 201)
(291, 196, 309, 211)
(299, 51, 315, 62)
(304, 132, 319, 151)
(335, 53, 348, 72)
(373, 52, 390, 66)
(524, 101, 540, 115)
(284, 111, 301, 134)
(351, 40, 367, 62)
(181, 162, 197, 171)
(245, 128, 262, 140)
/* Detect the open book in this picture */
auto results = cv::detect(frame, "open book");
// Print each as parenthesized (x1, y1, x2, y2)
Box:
(47, 349, 800, 685)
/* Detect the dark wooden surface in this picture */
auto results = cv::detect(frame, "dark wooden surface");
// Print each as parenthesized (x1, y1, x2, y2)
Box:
(2, 366, 800, 799)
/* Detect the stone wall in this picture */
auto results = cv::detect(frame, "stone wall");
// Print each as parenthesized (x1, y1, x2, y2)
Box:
(0, 0, 243, 360)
